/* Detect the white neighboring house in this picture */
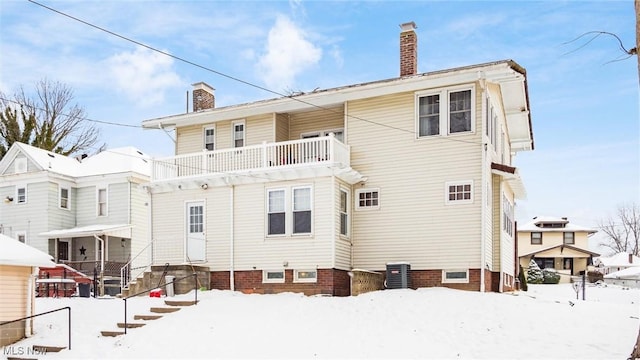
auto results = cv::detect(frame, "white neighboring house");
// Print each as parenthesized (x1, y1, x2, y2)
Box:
(0, 233, 55, 346)
(594, 252, 640, 275)
(603, 266, 640, 288)
(0, 142, 151, 295)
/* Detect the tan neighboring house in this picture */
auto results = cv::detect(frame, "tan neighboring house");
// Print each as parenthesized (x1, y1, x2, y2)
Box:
(139, 22, 534, 295)
(518, 216, 599, 281)
(0, 234, 55, 346)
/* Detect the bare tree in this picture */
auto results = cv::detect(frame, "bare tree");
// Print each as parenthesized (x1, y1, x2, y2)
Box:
(598, 203, 640, 256)
(0, 104, 37, 159)
(3, 78, 103, 157)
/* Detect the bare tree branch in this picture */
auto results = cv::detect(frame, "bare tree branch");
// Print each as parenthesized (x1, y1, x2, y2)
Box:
(598, 203, 640, 256)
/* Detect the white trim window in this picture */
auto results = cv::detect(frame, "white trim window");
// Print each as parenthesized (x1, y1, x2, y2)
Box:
(16, 186, 27, 204)
(292, 187, 312, 234)
(294, 270, 317, 283)
(97, 187, 108, 216)
(59, 186, 70, 210)
(203, 126, 215, 151)
(417, 87, 474, 137)
(502, 195, 513, 236)
(233, 121, 245, 148)
(356, 188, 380, 210)
(14, 157, 27, 174)
(445, 181, 473, 204)
(531, 232, 542, 245)
(442, 269, 469, 284)
(262, 270, 285, 283)
(267, 189, 286, 235)
(266, 186, 313, 237)
(563, 232, 575, 245)
(339, 188, 349, 236)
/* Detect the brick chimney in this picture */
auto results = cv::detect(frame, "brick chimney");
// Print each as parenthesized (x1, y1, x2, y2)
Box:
(399, 21, 417, 77)
(192, 82, 215, 111)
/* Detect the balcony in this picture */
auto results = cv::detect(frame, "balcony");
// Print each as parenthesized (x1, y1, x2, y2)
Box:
(151, 135, 363, 187)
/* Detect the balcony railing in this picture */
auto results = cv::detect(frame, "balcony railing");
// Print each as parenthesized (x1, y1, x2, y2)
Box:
(152, 134, 350, 182)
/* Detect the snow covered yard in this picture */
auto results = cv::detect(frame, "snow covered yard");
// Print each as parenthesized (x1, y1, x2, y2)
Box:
(2, 283, 638, 359)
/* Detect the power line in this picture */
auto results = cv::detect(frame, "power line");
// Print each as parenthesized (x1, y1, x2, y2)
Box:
(26, 0, 483, 146)
(0, 96, 141, 128)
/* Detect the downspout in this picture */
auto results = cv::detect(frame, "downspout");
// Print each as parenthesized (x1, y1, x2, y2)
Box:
(94, 234, 105, 296)
(229, 184, 235, 291)
(146, 186, 154, 266)
(480, 142, 487, 293)
(25, 267, 37, 337)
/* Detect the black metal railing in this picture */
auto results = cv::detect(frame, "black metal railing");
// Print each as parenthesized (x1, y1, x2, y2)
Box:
(0, 307, 71, 350)
(122, 273, 198, 334)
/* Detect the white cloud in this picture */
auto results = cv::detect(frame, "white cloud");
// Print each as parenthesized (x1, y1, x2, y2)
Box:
(256, 15, 322, 91)
(106, 47, 182, 107)
(330, 44, 344, 69)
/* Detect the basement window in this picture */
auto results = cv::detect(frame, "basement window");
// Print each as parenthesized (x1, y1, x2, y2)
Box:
(442, 269, 469, 284)
(263, 270, 285, 283)
(294, 270, 317, 283)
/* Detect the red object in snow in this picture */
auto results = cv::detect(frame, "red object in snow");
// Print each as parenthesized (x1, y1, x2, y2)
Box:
(150, 289, 163, 297)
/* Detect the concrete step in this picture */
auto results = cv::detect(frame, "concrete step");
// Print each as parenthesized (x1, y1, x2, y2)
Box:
(164, 300, 199, 307)
(32, 345, 65, 352)
(134, 314, 163, 320)
(117, 322, 146, 329)
(150, 307, 180, 313)
(100, 330, 125, 337)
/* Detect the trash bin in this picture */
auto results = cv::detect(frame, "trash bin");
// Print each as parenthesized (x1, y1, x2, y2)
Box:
(78, 283, 90, 298)
(165, 275, 175, 297)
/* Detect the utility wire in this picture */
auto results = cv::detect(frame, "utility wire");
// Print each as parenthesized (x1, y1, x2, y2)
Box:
(26, 0, 484, 146)
(0, 96, 141, 128)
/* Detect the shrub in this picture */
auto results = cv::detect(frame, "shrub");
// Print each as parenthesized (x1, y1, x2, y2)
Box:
(587, 271, 603, 283)
(542, 268, 561, 284)
(527, 259, 543, 284)
(518, 265, 528, 291)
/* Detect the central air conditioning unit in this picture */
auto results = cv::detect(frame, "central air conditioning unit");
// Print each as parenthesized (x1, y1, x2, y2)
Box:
(386, 262, 411, 289)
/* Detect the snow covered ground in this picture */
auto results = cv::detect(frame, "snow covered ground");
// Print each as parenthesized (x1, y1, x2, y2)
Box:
(2, 283, 639, 359)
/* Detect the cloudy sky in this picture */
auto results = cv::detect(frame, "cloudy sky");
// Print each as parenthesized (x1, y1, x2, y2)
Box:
(1, 1, 637, 249)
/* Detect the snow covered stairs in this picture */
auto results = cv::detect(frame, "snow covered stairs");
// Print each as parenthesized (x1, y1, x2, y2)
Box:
(100, 299, 198, 337)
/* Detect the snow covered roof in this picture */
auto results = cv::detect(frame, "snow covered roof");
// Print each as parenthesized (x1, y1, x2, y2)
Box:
(517, 216, 597, 233)
(80, 146, 151, 177)
(0, 234, 55, 267)
(604, 266, 640, 279)
(39, 224, 132, 238)
(0, 142, 151, 178)
(594, 252, 640, 267)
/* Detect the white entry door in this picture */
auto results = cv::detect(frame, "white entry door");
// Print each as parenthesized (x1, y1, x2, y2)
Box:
(186, 201, 205, 262)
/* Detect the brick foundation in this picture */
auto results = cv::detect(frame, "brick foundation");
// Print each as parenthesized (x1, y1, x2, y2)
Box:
(209, 269, 350, 296)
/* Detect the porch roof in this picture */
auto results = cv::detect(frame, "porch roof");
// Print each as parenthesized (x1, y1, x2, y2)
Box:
(39, 224, 132, 239)
(520, 244, 600, 258)
(491, 162, 526, 199)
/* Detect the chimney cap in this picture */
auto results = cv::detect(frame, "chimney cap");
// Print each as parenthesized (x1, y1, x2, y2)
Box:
(191, 82, 215, 92)
(400, 21, 417, 32)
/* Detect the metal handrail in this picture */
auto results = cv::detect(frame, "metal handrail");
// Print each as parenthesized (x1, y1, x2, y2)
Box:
(122, 273, 198, 334)
(0, 307, 71, 350)
(120, 239, 156, 291)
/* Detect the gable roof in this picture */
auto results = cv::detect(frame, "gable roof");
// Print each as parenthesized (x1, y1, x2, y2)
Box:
(0, 142, 82, 177)
(517, 216, 597, 234)
(0, 142, 151, 179)
(142, 59, 533, 152)
(595, 252, 640, 267)
(604, 266, 640, 279)
(0, 234, 55, 267)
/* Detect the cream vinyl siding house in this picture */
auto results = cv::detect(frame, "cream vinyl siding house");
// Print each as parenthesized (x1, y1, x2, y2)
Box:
(140, 25, 533, 294)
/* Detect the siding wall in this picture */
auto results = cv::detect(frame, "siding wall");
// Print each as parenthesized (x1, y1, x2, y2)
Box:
(348, 87, 483, 271)
(288, 107, 344, 139)
(0, 182, 51, 254)
(334, 178, 352, 270)
(129, 183, 150, 271)
(0, 265, 30, 346)
(76, 183, 129, 226)
(151, 177, 336, 271)
(275, 113, 290, 142)
(176, 125, 201, 155)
